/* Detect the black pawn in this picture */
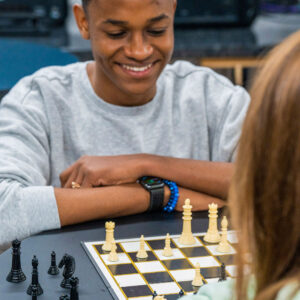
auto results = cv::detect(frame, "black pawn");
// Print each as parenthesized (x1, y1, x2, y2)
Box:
(6, 239, 26, 283)
(27, 255, 43, 296)
(31, 285, 38, 300)
(48, 251, 59, 275)
(59, 296, 69, 300)
(178, 289, 184, 297)
(70, 277, 79, 300)
(218, 262, 227, 282)
(152, 291, 157, 299)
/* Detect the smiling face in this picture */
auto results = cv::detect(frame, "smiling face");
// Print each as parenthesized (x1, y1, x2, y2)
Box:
(74, 0, 176, 106)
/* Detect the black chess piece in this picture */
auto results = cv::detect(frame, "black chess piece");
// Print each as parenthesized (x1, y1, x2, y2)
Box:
(6, 239, 26, 283)
(48, 251, 59, 275)
(31, 285, 38, 300)
(58, 253, 76, 289)
(152, 290, 157, 299)
(27, 255, 43, 296)
(178, 289, 184, 297)
(70, 277, 79, 300)
(59, 295, 69, 300)
(218, 262, 227, 282)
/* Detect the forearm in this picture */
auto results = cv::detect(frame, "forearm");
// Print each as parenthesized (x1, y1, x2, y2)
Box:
(141, 154, 234, 199)
(176, 186, 226, 211)
(55, 183, 225, 227)
(55, 184, 150, 226)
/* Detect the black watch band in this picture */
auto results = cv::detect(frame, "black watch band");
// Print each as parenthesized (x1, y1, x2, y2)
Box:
(139, 177, 165, 212)
(148, 188, 164, 212)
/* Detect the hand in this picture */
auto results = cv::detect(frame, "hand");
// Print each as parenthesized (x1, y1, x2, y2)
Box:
(60, 154, 146, 188)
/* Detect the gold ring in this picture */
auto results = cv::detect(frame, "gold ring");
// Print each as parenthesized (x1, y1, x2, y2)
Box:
(71, 181, 81, 189)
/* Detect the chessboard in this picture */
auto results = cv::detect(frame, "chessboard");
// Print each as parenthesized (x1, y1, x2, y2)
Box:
(81, 231, 237, 300)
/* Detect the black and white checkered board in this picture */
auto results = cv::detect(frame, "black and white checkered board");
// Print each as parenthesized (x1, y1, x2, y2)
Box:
(82, 231, 237, 300)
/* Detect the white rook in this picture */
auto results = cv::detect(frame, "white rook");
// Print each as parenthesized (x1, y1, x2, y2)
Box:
(102, 221, 115, 252)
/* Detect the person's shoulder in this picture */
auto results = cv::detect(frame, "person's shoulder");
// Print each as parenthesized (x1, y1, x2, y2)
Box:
(30, 61, 87, 83)
(162, 60, 237, 91)
(276, 281, 300, 300)
(181, 280, 235, 300)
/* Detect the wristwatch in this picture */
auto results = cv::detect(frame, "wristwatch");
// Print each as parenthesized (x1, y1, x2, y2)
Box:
(139, 176, 165, 212)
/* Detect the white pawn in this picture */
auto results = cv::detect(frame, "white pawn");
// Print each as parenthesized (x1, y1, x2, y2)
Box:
(108, 240, 119, 262)
(136, 235, 148, 259)
(192, 263, 204, 287)
(162, 233, 173, 257)
(217, 216, 231, 253)
(102, 221, 115, 252)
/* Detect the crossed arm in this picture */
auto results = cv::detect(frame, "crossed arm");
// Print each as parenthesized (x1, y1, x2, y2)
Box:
(55, 154, 232, 226)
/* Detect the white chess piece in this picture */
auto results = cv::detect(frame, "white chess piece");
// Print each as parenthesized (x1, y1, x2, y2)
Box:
(136, 235, 148, 259)
(102, 221, 115, 252)
(108, 240, 119, 262)
(162, 233, 173, 257)
(204, 203, 221, 243)
(192, 262, 204, 287)
(179, 199, 196, 245)
(217, 216, 231, 253)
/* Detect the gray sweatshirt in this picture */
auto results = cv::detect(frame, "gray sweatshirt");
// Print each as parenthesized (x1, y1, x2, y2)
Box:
(0, 60, 250, 249)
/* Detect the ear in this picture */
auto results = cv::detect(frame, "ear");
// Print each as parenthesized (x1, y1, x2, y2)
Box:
(173, 0, 177, 13)
(73, 4, 90, 40)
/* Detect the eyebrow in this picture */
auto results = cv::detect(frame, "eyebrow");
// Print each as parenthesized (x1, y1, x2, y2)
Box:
(103, 13, 169, 26)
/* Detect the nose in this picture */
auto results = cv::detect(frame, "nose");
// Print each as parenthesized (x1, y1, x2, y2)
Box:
(124, 32, 153, 62)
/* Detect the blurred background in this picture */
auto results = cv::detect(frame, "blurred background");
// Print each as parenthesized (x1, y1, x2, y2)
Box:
(0, 0, 300, 99)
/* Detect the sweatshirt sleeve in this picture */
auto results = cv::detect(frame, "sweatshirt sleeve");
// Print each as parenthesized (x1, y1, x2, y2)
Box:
(211, 86, 250, 162)
(0, 77, 61, 250)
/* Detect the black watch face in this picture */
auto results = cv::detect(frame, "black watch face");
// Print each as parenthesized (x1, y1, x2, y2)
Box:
(140, 177, 164, 189)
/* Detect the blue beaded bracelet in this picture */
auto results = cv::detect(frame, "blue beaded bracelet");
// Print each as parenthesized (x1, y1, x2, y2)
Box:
(163, 180, 179, 213)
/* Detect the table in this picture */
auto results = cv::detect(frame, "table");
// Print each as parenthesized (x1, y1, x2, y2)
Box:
(0, 211, 211, 299)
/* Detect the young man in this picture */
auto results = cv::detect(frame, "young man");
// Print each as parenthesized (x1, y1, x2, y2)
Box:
(0, 0, 249, 249)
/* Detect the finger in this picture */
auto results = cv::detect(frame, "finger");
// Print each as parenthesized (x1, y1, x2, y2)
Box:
(73, 170, 84, 188)
(80, 175, 93, 189)
(64, 167, 79, 188)
(60, 162, 77, 186)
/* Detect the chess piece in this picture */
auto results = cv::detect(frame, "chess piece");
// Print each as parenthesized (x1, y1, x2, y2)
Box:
(6, 239, 26, 283)
(178, 289, 185, 297)
(137, 235, 148, 259)
(192, 263, 204, 287)
(102, 221, 115, 252)
(70, 277, 79, 300)
(162, 233, 173, 257)
(204, 203, 221, 243)
(27, 255, 43, 296)
(48, 251, 60, 275)
(31, 285, 38, 300)
(59, 296, 69, 300)
(217, 216, 231, 253)
(179, 199, 196, 245)
(59, 254, 76, 289)
(108, 240, 119, 262)
(218, 263, 227, 282)
(152, 291, 158, 299)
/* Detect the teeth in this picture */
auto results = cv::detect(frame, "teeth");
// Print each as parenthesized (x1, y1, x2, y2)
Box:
(122, 63, 152, 72)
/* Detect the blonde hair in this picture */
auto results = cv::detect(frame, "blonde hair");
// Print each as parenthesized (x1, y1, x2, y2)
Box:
(229, 30, 300, 300)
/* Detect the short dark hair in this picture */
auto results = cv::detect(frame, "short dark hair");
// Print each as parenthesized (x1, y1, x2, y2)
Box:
(82, 0, 91, 11)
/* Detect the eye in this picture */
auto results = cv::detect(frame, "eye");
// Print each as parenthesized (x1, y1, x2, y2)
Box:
(106, 31, 126, 39)
(147, 29, 167, 36)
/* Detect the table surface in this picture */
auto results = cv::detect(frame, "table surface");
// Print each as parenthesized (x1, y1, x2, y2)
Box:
(0, 210, 213, 300)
